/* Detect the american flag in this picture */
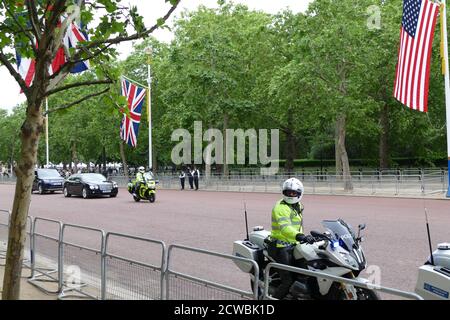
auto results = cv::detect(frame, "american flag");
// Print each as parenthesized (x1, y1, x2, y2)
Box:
(394, 0, 439, 112)
(120, 78, 147, 148)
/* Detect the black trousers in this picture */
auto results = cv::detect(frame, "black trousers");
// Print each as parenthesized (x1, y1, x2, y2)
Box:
(268, 244, 295, 300)
(180, 178, 185, 189)
(188, 177, 194, 189)
(193, 177, 199, 190)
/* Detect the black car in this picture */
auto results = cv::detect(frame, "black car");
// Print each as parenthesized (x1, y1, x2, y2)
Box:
(63, 173, 119, 199)
(32, 169, 65, 194)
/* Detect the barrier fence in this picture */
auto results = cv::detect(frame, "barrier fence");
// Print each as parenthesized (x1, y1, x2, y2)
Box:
(59, 224, 105, 300)
(0, 210, 33, 275)
(264, 263, 424, 300)
(103, 232, 166, 300)
(165, 244, 259, 300)
(29, 217, 63, 294)
(1, 210, 422, 301)
(1, 169, 448, 197)
(0, 210, 10, 266)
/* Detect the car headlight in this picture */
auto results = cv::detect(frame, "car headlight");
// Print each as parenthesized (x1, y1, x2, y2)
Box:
(113, 183, 118, 188)
(89, 185, 99, 190)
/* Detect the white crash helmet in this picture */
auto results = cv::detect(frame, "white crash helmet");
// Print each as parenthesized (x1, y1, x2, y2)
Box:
(282, 178, 304, 204)
(138, 166, 145, 173)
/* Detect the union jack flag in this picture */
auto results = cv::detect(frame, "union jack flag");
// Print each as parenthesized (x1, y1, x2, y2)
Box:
(16, 19, 89, 88)
(120, 78, 147, 148)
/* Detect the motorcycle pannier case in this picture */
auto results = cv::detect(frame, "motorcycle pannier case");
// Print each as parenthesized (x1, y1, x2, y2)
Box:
(233, 240, 263, 273)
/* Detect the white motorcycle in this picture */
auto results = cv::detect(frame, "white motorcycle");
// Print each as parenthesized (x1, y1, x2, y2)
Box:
(233, 219, 380, 300)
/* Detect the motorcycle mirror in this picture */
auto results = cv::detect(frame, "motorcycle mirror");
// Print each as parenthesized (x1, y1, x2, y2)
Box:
(357, 224, 366, 239)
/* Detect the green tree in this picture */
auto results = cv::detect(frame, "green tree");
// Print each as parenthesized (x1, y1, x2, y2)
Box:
(0, 0, 180, 299)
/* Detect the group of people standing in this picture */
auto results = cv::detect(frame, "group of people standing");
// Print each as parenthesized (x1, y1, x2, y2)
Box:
(179, 167, 200, 190)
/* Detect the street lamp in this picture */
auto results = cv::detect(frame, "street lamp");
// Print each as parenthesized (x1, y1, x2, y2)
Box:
(146, 47, 153, 171)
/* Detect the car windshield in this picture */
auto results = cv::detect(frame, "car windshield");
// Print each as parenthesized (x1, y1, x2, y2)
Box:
(38, 169, 62, 179)
(144, 172, 155, 180)
(322, 219, 357, 251)
(82, 174, 107, 183)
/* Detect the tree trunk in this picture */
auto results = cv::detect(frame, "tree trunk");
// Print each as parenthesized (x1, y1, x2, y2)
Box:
(9, 131, 17, 177)
(205, 125, 212, 181)
(71, 141, 78, 173)
(379, 104, 390, 170)
(152, 151, 157, 173)
(336, 115, 353, 191)
(2, 104, 44, 300)
(284, 130, 296, 175)
(223, 114, 229, 177)
(119, 141, 129, 181)
(335, 122, 342, 178)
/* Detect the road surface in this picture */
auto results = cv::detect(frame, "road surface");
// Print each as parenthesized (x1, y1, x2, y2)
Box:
(1, 184, 449, 299)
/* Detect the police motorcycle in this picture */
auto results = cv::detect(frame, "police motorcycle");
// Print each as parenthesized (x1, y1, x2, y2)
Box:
(127, 172, 158, 203)
(414, 213, 450, 300)
(233, 219, 380, 300)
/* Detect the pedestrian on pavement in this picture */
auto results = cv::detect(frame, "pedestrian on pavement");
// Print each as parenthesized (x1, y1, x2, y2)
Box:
(193, 166, 200, 190)
(187, 167, 194, 189)
(179, 169, 186, 190)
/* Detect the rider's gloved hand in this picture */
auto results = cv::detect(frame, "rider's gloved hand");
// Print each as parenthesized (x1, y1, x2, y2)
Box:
(296, 233, 315, 244)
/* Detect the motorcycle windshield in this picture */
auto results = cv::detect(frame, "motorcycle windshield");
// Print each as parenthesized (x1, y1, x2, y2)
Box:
(144, 172, 155, 180)
(321, 219, 357, 252)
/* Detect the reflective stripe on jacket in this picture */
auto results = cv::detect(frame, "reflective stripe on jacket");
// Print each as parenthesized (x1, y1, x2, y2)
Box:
(270, 199, 304, 247)
(136, 172, 145, 183)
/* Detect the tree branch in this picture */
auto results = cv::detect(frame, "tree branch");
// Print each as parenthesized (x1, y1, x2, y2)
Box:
(46, 78, 113, 97)
(44, 87, 110, 115)
(1, 0, 37, 54)
(48, 0, 179, 88)
(0, 51, 29, 98)
(25, 0, 42, 42)
(77, 0, 180, 51)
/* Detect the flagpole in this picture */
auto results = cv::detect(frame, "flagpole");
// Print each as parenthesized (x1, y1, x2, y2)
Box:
(441, 0, 450, 197)
(46, 98, 49, 167)
(146, 47, 153, 171)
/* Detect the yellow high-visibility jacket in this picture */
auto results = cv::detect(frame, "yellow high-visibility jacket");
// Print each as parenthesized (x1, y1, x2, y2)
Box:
(270, 199, 304, 247)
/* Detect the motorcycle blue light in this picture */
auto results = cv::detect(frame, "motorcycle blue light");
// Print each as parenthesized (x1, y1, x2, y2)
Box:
(331, 241, 339, 250)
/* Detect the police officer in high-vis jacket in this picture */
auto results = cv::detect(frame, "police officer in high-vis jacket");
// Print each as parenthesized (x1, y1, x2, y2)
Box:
(268, 178, 315, 299)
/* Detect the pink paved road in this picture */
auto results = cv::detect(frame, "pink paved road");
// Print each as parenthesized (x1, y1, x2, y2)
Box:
(1, 184, 449, 297)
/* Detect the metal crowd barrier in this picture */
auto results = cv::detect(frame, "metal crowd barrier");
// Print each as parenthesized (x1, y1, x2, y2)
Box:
(0, 211, 33, 275)
(1, 212, 425, 301)
(165, 244, 259, 300)
(263, 263, 423, 300)
(22, 215, 34, 277)
(58, 224, 105, 300)
(28, 217, 63, 294)
(103, 232, 166, 300)
(0, 209, 10, 266)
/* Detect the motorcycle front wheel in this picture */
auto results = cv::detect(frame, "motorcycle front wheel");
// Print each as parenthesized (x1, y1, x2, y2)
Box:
(149, 193, 155, 203)
(133, 196, 141, 202)
(327, 283, 380, 300)
(356, 287, 381, 300)
(251, 269, 281, 300)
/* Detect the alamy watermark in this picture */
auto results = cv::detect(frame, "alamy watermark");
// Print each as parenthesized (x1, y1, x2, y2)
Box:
(171, 121, 280, 175)
(65, 265, 82, 289)
(367, 5, 381, 30)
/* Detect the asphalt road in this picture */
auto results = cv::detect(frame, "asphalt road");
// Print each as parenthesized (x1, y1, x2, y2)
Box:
(1, 184, 449, 299)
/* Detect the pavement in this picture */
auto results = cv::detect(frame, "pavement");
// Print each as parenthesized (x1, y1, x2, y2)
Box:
(0, 265, 56, 300)
(0, 184, 449, 300)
